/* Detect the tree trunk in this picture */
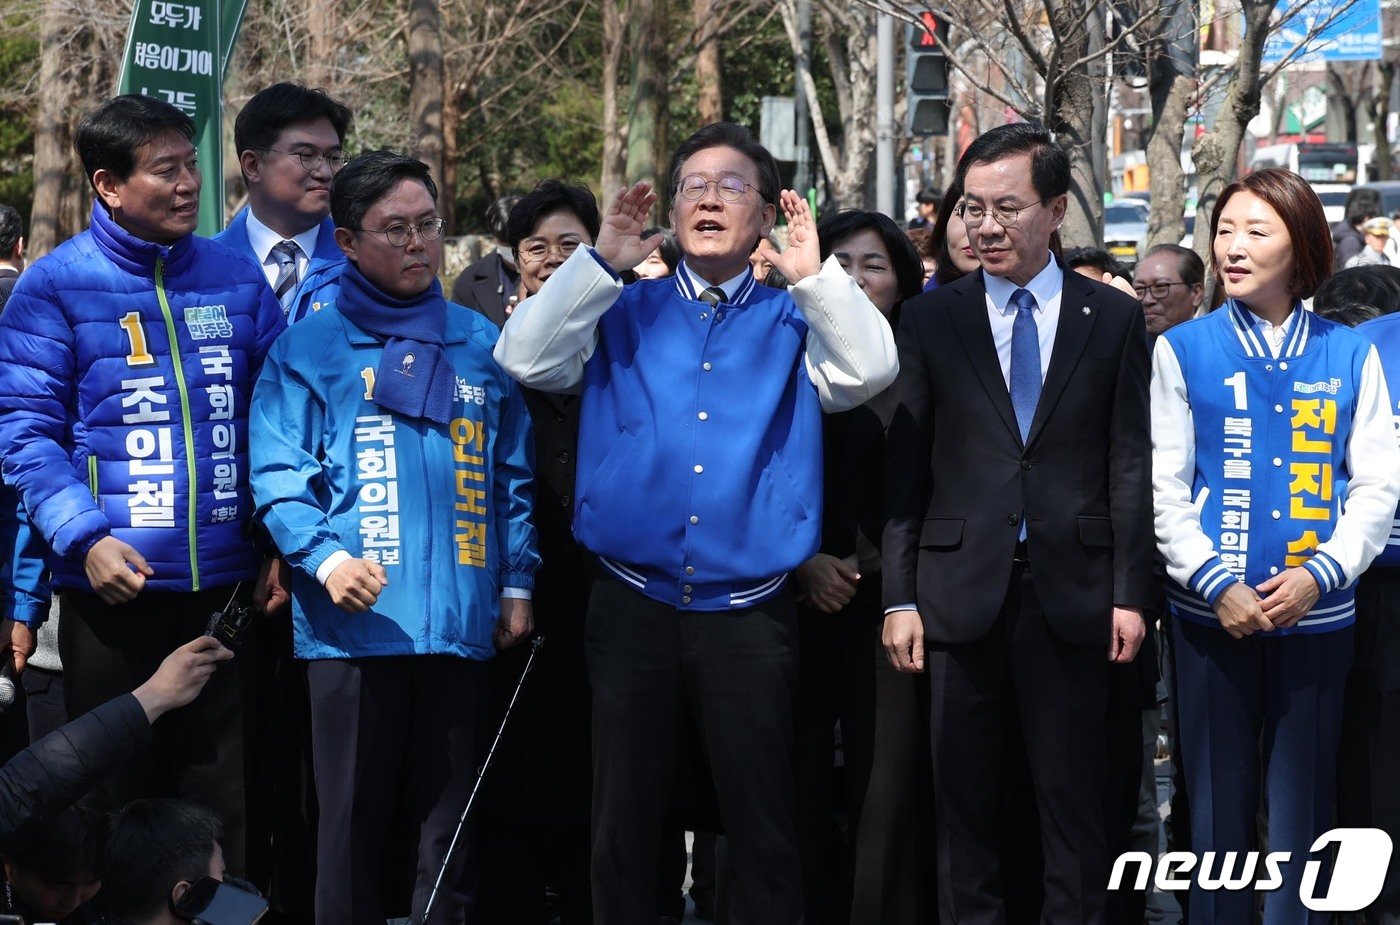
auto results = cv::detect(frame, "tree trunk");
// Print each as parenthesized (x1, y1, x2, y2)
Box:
(442, 78, 459, 233)
(1376, 62, 1395, 181)
(1329, 64, 1359, 142)
(694, 0, 723, 125)
(626, 0, 664, 200)
(601, 0, 628, 196)
(1145, 74, 1193, 250)
(408, 0, 445, 198)
(1045, 0, 1102, 248)
(304, 0, 339, 88)
(31, 0, 76, 257)
(1191, 0, 1272, 288)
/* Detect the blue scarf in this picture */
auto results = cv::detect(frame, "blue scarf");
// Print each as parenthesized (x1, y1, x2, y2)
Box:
(337, 262, 456, 424)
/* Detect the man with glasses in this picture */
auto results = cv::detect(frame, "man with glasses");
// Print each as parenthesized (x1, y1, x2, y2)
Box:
(250, 150, 538, 925)
(496, 122, 897, 923)
(882, 122, 1153, 924)
(1133, 243, 1205, 338)
(216, 82, 352, 323)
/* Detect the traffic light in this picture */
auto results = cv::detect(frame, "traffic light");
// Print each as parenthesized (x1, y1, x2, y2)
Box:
(907, 11, 950, 136)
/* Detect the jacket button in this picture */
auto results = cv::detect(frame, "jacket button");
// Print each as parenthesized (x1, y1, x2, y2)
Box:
(683, 584, 692, 593)
(1007, 513, 1019, 525)
(685, 566, 695, 575)
(682, 595, 692, 604)
(560, 495, 571, 507)
(690, 515, 699, 524)
(557, 451, 570, 464)
(1020, 459, 1031, 470)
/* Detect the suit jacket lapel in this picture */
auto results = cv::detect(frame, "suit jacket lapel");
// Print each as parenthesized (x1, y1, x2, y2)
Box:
(946, 273, 1022, 445)
(1027, 270, 1098, 447)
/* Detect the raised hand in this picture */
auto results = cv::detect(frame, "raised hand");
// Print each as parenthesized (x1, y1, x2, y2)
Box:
(594, 183, 664, 272)
(761, 190, 821, 284)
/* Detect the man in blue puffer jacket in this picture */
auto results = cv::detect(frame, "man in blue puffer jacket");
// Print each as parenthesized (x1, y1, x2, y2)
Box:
(0, 94, 285, 876)
(250, 150, 538, 925)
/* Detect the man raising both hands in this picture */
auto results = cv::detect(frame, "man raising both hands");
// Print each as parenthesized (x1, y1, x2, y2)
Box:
(496, 122, 898, 923)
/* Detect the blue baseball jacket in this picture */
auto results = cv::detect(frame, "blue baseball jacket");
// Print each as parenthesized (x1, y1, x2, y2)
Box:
(1357, 310, 1400, 568)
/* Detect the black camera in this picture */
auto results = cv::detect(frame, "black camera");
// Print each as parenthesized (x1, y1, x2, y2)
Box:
(203, 600, 255, 649)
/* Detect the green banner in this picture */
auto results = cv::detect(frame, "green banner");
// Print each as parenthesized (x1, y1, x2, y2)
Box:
(116, 0, 225, 236)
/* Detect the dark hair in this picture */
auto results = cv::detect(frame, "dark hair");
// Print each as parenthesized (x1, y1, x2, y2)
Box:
(1142, 243, 1205, 288)
(1065, 246, 1131, 282)
(233, 82, 352, 157)
(100, 800, 222, 922)
(486, 195, 523, 243)
(1, 806, 105, 882)
(76, 94, 195, 188)
(818, 209, 924, 302)
(1313, 264, 1400, 322)
(955, 121, 1070, 200)
(667, 122, 781, 209)
(0, 205, 21, 257)
(643, 226, 682, 272)
(932, 176, 968, 286)
(1211, 167, 1332, 301)
(915, 185, 941, 207)
(906, 227, 935, 261)
(505, 179, 601, 251)
(330, 150, 438, 232)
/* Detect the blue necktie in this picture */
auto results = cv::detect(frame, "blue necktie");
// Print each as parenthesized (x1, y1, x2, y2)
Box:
(271, 240, 300, 316)
(1009, 288, 1040, 541)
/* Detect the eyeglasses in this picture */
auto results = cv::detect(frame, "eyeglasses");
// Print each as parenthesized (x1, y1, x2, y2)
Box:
(676, 175, 760, 203)
(359, 218, 446, 248)
(957, 199, 1046, 228)
(262, 147, 349, 173)
(518, 238, 583, 264)
(1132, 281, 1193, 299)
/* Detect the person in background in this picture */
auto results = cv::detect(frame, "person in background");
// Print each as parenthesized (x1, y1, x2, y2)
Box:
(1133, 244, 1204, 339)
(1336, 263, 1400, 924)
(635, 226, 681, 281)
(250, 151, 538, 925)
(1334, 204, 1373, 271)
(216, 82, 353, 323)
(749, 232, 781, 282)
(453, 194, 524, 319)
(1065, 246, 1131, 283)
(0, 205, 23, 311)
(1153, 167, 1399, 925)
(906, 227, 937, 288)
(798, 209, 931, 924)
(928, 176, 980, 288)
(99, 799, 229, 925)
(1346, 216, 1394, 269)
(909, 185, 941, 230)
(1, 806, 104, 924)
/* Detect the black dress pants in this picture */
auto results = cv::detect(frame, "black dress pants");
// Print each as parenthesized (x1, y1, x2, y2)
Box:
(586, 575, 803, 925)
(926, 562, 1111, 925)
(59, 585, 255, 874)
(306, 654, 489, 925)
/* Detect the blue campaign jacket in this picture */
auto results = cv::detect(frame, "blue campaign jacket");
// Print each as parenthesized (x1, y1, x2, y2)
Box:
(214, 210, 346, 324)
(1358, 310, 1400, 568)
(249, 300, 540, 661)
(0, 200, 285, 593)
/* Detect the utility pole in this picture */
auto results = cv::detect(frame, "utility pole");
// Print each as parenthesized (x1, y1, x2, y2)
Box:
(877, 13, 896, 216)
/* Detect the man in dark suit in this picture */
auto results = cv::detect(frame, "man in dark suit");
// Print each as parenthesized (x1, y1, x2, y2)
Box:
(451, 195, 522, 319)
(882, 122, 1154, 925)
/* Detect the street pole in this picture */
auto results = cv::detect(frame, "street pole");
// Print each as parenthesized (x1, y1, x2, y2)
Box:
(877, 13, 895, 217)
(793, 0, 812, 195)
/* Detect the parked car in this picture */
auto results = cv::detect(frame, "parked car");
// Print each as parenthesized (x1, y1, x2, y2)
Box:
(1312, 184, 1350, 224)
(1104, 199, 1150, 265)
(1344, 182, 1400, 222)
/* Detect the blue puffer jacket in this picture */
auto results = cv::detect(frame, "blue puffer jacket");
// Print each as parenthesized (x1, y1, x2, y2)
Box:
(0, 200, 286, 593)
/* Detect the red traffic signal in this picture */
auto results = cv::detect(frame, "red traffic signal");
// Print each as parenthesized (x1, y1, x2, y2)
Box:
(911, 10, 948, 49)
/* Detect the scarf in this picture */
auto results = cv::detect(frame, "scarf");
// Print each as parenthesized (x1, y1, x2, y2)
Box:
(337, 261, 456, 424)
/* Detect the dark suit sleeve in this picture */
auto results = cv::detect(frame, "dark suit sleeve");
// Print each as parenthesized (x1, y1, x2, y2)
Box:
(1107, 300, 1154, 608)
(882, 301, 934, 609)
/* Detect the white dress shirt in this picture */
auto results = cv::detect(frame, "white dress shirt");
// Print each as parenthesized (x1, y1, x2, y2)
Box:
(245, 210, 320, 289)
(1244, 305, 1298, 358)
(677, 261, 750, 299)
(981, 253, 1063, 388)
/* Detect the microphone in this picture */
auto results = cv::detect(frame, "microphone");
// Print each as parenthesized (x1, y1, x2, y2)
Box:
(0, 662, 17, 710)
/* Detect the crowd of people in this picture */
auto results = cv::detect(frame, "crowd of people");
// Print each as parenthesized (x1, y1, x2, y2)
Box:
(0, 79, 1395, 925)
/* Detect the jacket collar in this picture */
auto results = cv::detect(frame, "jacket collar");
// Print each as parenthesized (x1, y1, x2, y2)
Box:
(87, 198, 195, 277)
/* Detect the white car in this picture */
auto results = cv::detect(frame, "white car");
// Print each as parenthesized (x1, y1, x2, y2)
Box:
(1103, 199, 1150, 265)
(1312, 184, 1350, 224)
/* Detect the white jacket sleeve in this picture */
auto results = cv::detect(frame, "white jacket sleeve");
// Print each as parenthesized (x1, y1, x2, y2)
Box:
(1152, 337, 1239, 603)
(796, 256, 899, 412)
(492, 247, 622, 394)
(1306, 347, 1400, 592)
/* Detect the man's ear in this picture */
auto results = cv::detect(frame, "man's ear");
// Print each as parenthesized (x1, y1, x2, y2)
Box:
(334, 226, 358, 261)
(92, 169, 122, 212)
(239, 149, 262, 188)
(170, 878, 193, 912)
(13, 237, 22, 261)
(760, 202, 777, 238)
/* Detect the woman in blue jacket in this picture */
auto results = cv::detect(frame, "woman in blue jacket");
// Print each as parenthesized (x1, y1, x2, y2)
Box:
(1152, 167, 1399, 924)
(249, 151, 538, 925)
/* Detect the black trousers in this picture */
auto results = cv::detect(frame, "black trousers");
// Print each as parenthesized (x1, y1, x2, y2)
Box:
(795, 581, 931, 925)
(586, 576, 803, 925)
(22, 666, 67, 743)
(926, 563, 1111, 925)
(306, 654, 489, 925)
(58, 586, 256, 874)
